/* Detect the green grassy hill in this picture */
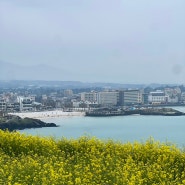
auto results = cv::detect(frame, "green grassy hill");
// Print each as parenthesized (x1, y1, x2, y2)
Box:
(0, 130, 185, 185)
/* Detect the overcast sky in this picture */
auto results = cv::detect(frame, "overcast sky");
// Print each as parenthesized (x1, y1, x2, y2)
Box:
(0, 0, 185, 84)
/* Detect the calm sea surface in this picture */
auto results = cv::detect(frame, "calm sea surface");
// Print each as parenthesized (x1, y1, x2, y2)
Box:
(19, 107, 185, 147)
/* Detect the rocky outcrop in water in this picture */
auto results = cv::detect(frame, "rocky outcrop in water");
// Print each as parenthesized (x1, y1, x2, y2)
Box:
(0, 115, 57, 131)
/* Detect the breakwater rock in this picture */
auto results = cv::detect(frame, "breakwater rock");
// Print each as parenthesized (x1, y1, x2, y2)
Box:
(0, 115, 57, 131)
(86, 108, 185, 117)
(125, 108, 185, 116)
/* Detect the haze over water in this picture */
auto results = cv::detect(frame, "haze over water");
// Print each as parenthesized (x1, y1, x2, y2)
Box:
(20, 107, 185, 147)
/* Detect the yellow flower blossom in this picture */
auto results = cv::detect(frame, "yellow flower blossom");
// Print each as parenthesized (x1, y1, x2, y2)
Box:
(0, 130, 184, 185)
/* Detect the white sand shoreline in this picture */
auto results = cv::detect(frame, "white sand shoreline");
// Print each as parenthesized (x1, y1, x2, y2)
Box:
(9, 110, 85, 119)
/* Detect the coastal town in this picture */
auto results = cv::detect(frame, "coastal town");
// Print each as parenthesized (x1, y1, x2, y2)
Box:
(1, 81, 185, 130)
(1, 82, 185, 115)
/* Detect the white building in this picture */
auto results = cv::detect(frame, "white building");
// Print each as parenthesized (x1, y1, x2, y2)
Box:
(97, 91, 119, 106)
(81, 91, 98, 103)
(17, 96, 34, 112)
(72, 101, 81, 108)
(122, 90, 143, 106)
(148, 91, 166, 104)
(42, 95, 47, 100)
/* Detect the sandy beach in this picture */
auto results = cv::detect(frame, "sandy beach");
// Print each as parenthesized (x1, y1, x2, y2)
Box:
(9, 110, 85, 119)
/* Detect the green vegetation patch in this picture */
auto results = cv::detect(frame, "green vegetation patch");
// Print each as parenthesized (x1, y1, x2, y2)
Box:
(0, 130, 185, 185)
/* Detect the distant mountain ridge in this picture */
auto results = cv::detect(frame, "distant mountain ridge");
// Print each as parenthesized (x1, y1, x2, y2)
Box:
(0, 79, 179, 89)
(0, 61, 179, 89)
(0, 61, 69, 81)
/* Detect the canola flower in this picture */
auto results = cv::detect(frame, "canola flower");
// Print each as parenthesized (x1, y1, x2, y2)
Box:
(0, 130, 185, 185)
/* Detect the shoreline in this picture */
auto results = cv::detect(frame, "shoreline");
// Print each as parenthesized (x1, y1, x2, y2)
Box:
(9, 110, 85, 119)
(8, 106, 185, 119)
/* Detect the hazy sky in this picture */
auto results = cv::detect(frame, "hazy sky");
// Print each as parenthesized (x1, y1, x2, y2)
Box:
(0, 0, 185, 83)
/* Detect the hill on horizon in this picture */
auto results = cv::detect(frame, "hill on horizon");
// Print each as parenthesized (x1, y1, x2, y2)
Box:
(0, 61, 180, 89)
(0, 61, 71, 81)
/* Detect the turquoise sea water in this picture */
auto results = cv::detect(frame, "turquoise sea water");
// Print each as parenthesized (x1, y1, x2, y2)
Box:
(20, 107, 185, 147)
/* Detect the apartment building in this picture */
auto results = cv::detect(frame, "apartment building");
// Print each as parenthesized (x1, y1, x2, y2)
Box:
(81, 91, 98, 103)
(17, 96, 34, 112)
(97, 91, 119, 106)
(119, 90, 143, 106)
(6, 102, 20, 112)
(0, 98, 6, 111)
(164, 88, 180, 103)
(0, 98, 20, 112)
(181, 92, 185, 103)
(64, 89, 73, 98)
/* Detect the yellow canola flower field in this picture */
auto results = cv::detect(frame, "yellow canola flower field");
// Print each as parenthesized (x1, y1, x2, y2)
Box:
(0, 130, 185, 185)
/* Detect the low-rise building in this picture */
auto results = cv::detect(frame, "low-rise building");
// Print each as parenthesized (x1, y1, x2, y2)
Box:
(148, 91, 166, 104)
